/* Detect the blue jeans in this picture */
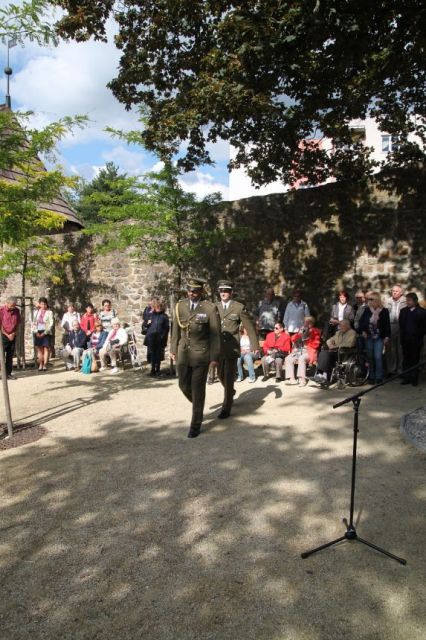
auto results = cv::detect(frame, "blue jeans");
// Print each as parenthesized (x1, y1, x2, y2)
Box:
(365, 337, 384, 381)
(237, 353, 256, 380)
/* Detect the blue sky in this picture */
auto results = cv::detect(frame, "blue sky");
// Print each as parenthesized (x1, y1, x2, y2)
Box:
(1, 9, 230, 199)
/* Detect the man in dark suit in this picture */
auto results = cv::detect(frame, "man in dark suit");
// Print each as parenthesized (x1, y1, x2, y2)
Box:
(170, 277, 221, 438)
(399, 292, 426, 386)
(216, 280, 259, 419)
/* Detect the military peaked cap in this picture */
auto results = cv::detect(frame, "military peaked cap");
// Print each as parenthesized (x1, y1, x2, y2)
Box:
(217, 279, 233, 290)
(186, 276, 207, 290)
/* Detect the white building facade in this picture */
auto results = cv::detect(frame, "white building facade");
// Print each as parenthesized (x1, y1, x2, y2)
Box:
(228, 118, 421, 201)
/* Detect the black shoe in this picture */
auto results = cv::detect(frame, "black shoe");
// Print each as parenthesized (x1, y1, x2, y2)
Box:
(218, 409, 230, 419)
(187, 428, 200, 438)
(207, 378, 214, 385)
(261, 376, 268, 382)
(275, 377, 281, 383)
(400, 380, 411, 385)
(411, 381, 418, 387)
(148, 371, 156, 377)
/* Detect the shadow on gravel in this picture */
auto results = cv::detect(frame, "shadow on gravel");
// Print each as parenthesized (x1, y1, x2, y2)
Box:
(0, 379, 424, 640)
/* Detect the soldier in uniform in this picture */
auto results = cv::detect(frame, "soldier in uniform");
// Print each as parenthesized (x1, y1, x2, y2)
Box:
(216, 280, 260, 419)
(170, 277, 221, 438)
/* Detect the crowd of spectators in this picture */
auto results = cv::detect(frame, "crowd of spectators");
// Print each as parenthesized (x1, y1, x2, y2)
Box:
(250, 285, 426, 388)
(0, 284, 425, 388)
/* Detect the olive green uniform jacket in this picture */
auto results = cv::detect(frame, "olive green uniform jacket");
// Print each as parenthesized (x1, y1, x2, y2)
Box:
(216, 300, 259, 359)
(171, 298, 221, 367)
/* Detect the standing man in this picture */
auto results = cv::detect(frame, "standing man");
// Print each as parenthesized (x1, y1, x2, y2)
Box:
(385, 284, 406, 375)
(399, 292, 426, 387)
(170, 277, 221, 438)
(255, 287, 286, 339)
(0, 296, 21, 380)
(283, 289, 310, 335)
(216, 280, 259, 419)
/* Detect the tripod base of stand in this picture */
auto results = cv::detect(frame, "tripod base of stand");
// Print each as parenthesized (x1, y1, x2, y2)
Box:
(301, 521, 406, 565)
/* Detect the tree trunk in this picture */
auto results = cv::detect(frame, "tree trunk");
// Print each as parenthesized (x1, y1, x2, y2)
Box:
(20, 252, 27, 367)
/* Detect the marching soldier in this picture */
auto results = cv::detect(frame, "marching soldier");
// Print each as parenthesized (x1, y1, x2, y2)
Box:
(216, 280, 260, 419)
(170, 277, 221, 438)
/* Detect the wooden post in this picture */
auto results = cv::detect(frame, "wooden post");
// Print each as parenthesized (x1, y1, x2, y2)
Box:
(0, 335, 14, 438)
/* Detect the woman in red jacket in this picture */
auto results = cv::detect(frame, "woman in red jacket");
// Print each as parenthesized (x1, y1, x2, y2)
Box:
(261, 322, 291, 382)
(285, 316, 321, 386)
(80, 303, 98, 338)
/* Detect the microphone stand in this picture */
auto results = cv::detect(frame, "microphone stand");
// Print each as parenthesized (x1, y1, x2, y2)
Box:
(301, 361, 424, 565)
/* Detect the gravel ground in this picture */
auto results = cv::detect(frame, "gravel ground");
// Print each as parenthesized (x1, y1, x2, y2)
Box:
(0, 363, 425, 640)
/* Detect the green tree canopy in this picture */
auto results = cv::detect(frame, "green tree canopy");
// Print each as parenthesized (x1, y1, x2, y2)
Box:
(52, 0, 426, 185)
(1, 0, 56, 44)
(82, 158, 225, 290)
(73, 161, 135, 223)
(0, 109, 86, 243)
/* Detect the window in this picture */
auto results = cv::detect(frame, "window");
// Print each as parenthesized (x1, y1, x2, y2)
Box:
(381, 135, 391, 152)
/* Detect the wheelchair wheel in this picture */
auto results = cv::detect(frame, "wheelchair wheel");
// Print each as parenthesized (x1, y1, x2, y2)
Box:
(346, 357, 370, 387)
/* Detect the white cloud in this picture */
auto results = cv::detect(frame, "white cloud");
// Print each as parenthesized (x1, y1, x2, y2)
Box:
(150, 160, 165, 172)
(1, 6, 231, 196)
(7, 17, 141, 145)
(101, 145, 149, 175)
(179, 170, 229, 200)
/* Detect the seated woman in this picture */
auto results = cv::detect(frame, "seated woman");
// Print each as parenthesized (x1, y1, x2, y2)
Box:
(261, 322, 291, 382)
(358, 291, 391, 384)
(285, 316, 321, 386)
(325, 290, 355, 338)
(86, 320, 108, 357)
(62, 320, 88, 371)
(236, 327, 258, 383)
(143, 299, 169, 376)
(313, 319, 357, 384)
(99, 318, 128, 374)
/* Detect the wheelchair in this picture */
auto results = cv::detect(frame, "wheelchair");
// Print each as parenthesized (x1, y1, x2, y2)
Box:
(315, 347, 370, 389)
(118, 326, 143, 370)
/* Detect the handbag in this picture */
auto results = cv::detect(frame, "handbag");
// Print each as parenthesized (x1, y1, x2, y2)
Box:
(91, 356, 98, 372)
(275, 350, 287, 359)
(81, 352, 92, 375)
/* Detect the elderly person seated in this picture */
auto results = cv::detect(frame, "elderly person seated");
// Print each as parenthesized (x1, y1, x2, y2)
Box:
(99, 318, 128, 374)
(62, 320, 88, 371)
(313, 319, 356, 384)
(261, 322, 291, 382)
(285, 316, 321, 386)
(86, 319, 108, 357)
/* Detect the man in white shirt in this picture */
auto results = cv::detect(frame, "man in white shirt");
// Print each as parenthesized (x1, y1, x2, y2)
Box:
(283, 289, 310, 334)
(385, 284, 406, 375)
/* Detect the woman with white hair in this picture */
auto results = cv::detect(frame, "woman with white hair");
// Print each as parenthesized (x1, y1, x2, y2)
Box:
(358, 292, 391, 384)
(98, 318, 128, 374)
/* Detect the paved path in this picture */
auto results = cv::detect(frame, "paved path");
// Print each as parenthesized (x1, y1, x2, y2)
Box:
(1, 364, 425, 640)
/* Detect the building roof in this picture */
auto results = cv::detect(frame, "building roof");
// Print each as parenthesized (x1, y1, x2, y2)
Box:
(0, 104, 83, 232)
